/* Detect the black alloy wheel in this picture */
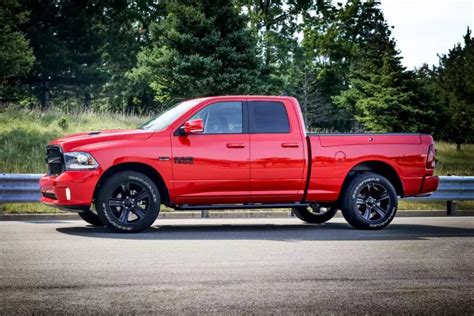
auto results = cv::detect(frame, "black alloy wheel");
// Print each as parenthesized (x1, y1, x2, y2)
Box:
(107, 181, 151, 224)
(355, 183, 391, 221)
(341, 172, 398, 230)
(96, 171, 161, 233)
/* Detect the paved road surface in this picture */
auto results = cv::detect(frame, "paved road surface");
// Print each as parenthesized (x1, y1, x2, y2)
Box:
(1, 217, 473, 314)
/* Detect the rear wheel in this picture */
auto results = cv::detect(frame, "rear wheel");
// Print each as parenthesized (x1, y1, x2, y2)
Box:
(341, 172, 397, 230)
(95, 171, 161, 233)
(292, 203, 338, 224)
(78, 209, 103, 226)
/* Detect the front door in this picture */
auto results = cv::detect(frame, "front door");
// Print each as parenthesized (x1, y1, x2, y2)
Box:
(171, 101, 250, 204)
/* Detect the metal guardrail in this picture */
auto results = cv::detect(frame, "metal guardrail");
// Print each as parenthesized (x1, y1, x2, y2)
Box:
(0, 173, 42, 203)
(0, 174, 473, 215)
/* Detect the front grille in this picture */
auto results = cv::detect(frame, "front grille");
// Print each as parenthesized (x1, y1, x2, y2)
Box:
(46, 146, 64, 175)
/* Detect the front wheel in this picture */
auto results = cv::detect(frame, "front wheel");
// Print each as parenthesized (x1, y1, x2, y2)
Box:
(292, 203, 338, 224)
(340, 172, 398, 230)
(95, 171, 161, 233)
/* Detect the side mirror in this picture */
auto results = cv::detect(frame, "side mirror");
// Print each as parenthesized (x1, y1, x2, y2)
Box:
(183, 118, 204, 134)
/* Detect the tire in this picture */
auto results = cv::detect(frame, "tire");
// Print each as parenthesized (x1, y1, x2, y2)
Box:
(292, 203, 338, 224)
(95, 171, 161, 233)
(341, 172, 397, 230)
(78, 209, 103, 226)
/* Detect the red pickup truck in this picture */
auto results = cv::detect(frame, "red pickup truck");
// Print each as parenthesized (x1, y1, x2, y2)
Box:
(40, 96, 439, 232)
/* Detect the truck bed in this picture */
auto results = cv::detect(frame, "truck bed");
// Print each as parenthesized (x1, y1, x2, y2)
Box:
(305, 133, 435, 202)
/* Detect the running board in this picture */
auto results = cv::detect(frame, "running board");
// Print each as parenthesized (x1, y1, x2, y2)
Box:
(173, 203, 308, 211)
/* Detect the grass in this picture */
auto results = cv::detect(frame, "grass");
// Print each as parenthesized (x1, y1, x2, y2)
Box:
(434, 142, 474, 176)
(3, 203, 174, 214)
(0, 107, 472, 213)
(0, 107, 147, 174)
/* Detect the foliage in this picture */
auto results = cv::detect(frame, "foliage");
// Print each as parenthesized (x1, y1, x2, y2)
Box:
(93, 0, 165, 113)
(290, 1, 391, 131)
(434, 28, 474, 149)
(17, 0, 108, 110)
(0, 0, 35, 90)
(130, 0, 267, 104)
(237, 0, 304, 93)
(0, 0, 34, 80)
(332, 4, 433, 132)
(0, 0, 470, 143)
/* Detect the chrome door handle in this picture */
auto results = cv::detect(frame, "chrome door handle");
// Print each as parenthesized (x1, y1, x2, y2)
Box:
(226, 143, 245, 148)
(281, 142, 299, 148)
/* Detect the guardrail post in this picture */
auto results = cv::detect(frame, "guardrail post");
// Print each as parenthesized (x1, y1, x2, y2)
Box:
(447, 200, 457, 216)
(201, 210, 209, 218)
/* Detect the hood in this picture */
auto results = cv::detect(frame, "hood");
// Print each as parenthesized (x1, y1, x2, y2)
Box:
(50, 129, 154, 152)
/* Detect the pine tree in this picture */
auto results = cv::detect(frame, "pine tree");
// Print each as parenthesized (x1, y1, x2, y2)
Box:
(237, 0, 303, 93)
(333, 9, 430, 132)
(292, 0, 385, 132)
(130, 0, 266, 104)
(0, 0, 34, 82)
(0, 0, 35, 104)
(436, 28, 474, 149)
(20, 0, 107, 110)
(95, 0, 165, 113)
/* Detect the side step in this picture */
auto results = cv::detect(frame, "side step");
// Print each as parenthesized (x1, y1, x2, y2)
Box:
(173, 202, 308, 211)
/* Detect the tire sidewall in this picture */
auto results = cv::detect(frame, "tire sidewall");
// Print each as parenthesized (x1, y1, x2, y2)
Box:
(96, 171, 160, 233)
(78, 210, 103, 226)
(344, 173, 398, 229)
(293, 205, 338, 224)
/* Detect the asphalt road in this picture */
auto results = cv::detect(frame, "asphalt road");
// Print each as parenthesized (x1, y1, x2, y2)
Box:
(1, 217, 473, 314)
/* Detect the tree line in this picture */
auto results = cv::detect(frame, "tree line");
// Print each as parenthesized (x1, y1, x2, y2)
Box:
(0, 0, 472, 147)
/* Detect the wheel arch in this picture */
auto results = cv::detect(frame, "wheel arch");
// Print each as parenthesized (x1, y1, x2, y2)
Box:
(93, 162, 170, 206)
(340, 160, 404, 198)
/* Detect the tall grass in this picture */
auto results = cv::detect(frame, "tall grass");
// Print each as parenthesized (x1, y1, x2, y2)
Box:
(435, 142, 474, 176)
(0, 107, 148, 174)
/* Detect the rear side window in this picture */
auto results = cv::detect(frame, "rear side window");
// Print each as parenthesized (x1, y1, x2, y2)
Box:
(249, 101, 290, 133)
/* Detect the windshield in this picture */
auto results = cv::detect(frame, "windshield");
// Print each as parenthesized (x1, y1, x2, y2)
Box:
(139, 99, 203, 130)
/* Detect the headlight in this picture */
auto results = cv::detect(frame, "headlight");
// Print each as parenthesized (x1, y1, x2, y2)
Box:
(64, 152, 99, 170)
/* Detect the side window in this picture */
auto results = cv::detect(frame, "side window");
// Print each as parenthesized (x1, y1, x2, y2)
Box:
(249, 101, 290, 133)
(190, 102, 243, 134)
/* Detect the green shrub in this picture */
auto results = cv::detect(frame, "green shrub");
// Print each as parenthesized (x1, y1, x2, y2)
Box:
(57, 117, 68, 130)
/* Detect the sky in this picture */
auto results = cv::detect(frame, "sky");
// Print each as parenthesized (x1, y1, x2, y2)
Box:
(380, 0, 474, 69)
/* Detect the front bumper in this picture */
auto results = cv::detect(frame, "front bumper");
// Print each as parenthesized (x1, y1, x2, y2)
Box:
(40, 171, 100, 211)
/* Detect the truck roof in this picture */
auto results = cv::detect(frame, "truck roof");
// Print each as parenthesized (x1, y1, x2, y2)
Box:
(187, 95, 297, 102)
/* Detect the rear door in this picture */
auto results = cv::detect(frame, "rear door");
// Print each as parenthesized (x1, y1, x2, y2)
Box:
(171, 101, 250, 204)
(249, 100, 306, 202)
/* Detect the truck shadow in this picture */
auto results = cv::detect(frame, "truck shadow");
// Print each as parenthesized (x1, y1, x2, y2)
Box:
(56, 222, 474, 241)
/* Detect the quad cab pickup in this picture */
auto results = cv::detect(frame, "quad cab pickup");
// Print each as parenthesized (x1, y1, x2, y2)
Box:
(40, 96, 439, 232)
